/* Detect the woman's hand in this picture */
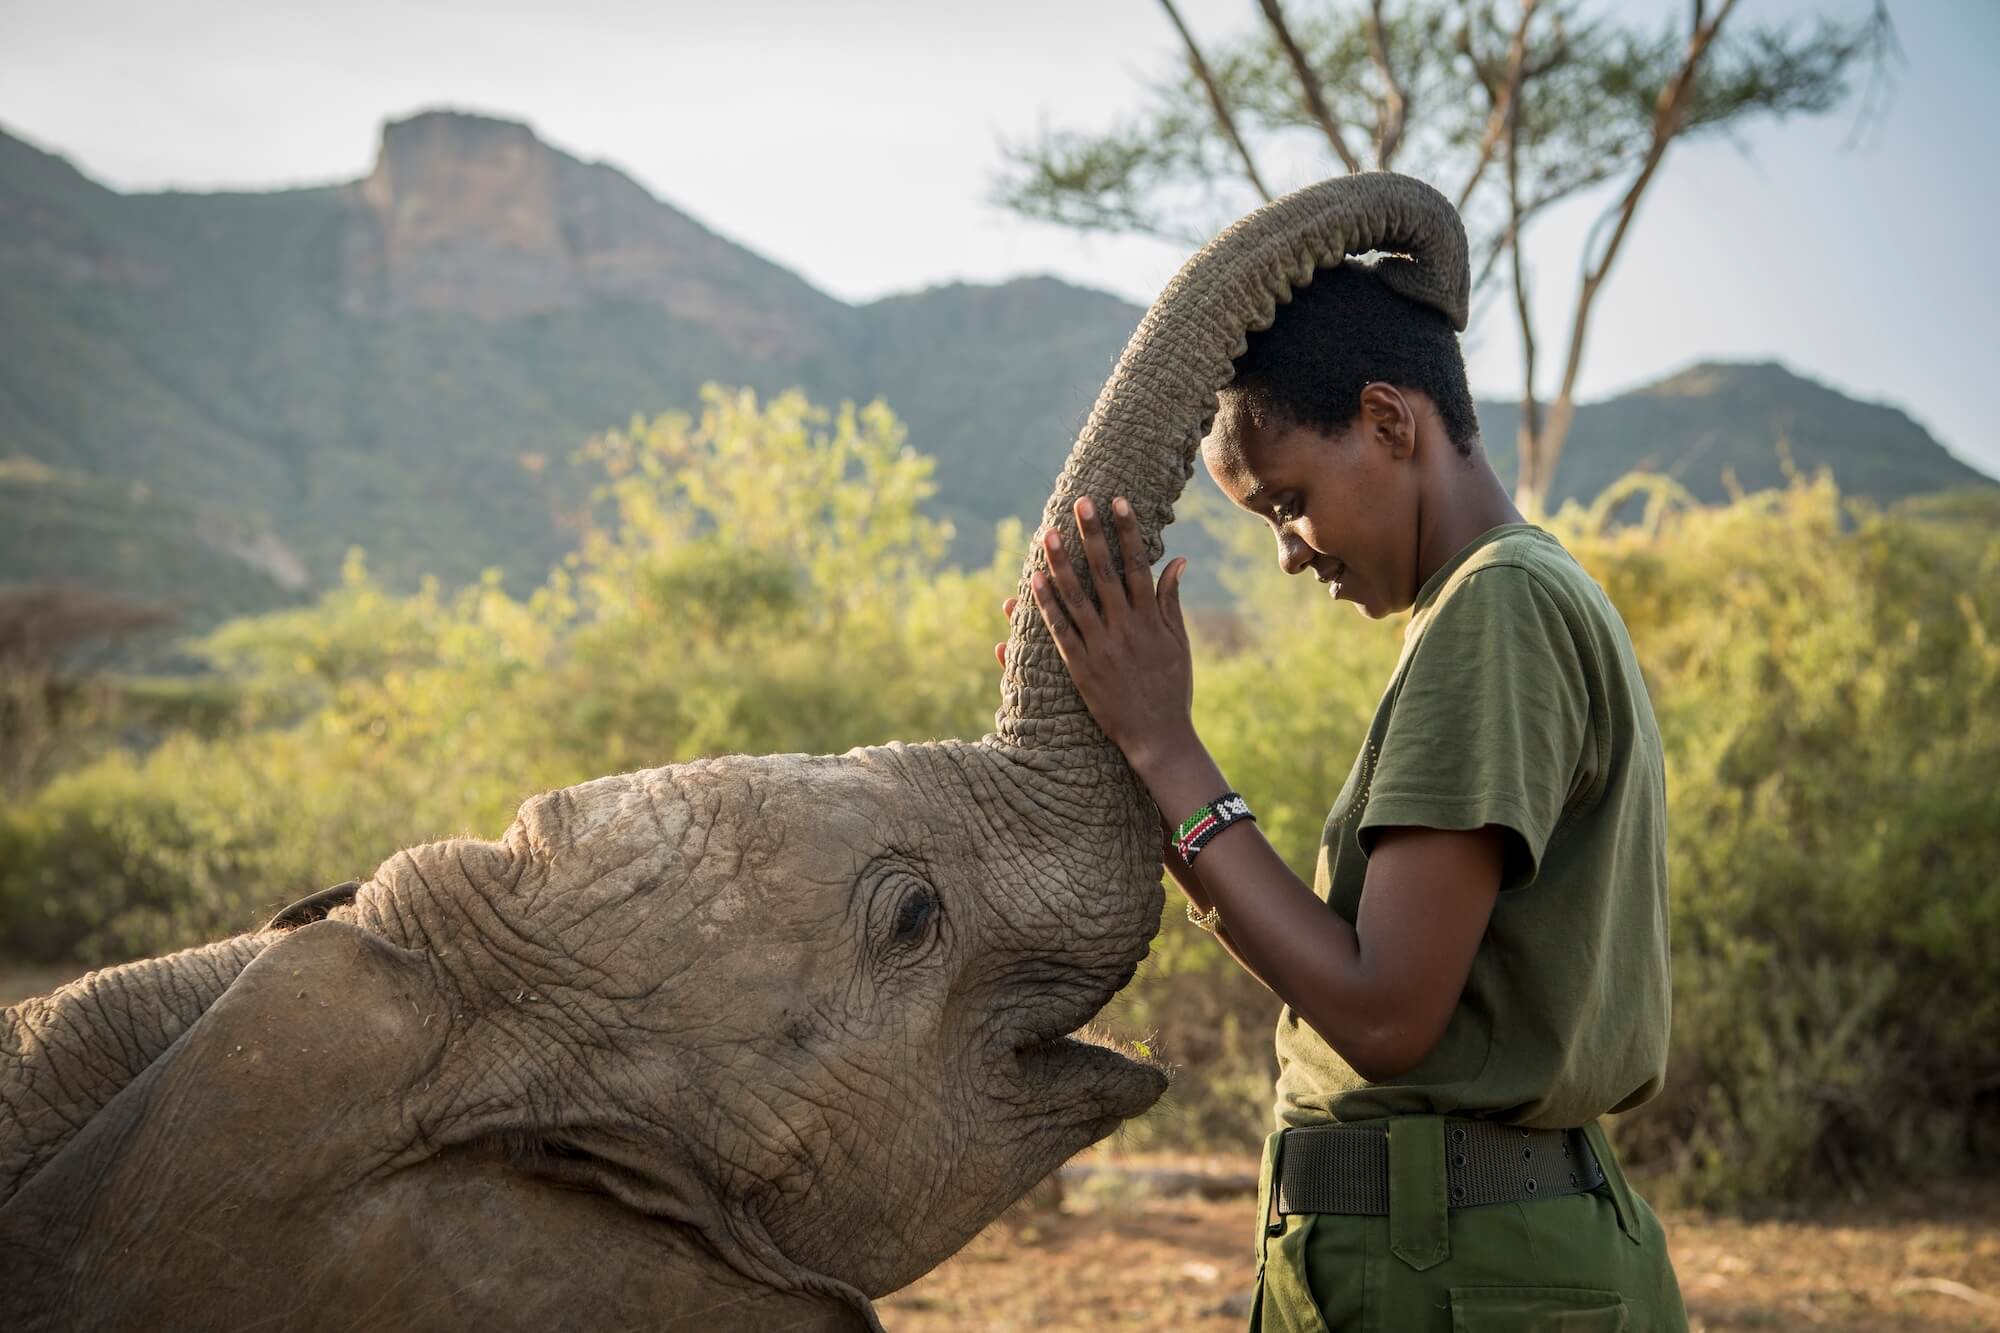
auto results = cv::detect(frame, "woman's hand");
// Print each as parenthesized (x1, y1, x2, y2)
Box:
(993, 598, 1016, 668)
(1022, 495, 1195, 779)
(996, 591, 1195, 871)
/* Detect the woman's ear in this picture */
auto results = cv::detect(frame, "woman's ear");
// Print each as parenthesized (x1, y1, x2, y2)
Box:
(1358, 382, 1418, 460)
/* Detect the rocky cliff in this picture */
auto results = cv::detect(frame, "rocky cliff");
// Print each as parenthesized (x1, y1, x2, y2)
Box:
(342, 111, 845, 357)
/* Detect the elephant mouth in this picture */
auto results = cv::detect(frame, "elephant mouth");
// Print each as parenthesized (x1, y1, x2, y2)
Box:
(1005, 954, 1168, 1122)
(1019, 1027, 1170, 1123)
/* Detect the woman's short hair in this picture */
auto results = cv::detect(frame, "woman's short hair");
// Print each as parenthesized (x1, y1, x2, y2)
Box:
(1224, 259, 1480, 454)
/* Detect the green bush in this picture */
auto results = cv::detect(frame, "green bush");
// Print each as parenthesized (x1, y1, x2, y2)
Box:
(1581, 480, 2000, 1202)
(1, 387, 1010, 959)
(3, 386, 1995, 1207)
(0, 755, 249, 963)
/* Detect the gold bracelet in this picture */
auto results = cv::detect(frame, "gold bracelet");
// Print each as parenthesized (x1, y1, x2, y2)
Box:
(1185, 900, 1222, 933)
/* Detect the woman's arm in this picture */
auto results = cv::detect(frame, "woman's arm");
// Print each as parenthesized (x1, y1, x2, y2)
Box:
(1159, 819, 1272, 978)
(1023, 495, 1502, 1080)
(1136, 737, 1501, 1080)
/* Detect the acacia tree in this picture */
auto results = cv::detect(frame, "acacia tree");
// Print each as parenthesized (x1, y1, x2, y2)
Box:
(996, 0, 1892, 511)
(0, 586, 168, 798)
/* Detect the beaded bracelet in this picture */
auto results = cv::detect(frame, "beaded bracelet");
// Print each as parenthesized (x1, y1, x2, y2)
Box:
(1174, 791, 1255, 865)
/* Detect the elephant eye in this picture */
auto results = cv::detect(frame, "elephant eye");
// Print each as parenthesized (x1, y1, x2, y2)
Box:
(891, 887, 938, 946)
(863, 860, 944, 965)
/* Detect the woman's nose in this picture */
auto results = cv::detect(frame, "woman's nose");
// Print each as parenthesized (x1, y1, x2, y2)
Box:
(1276, 529, 1313, 576)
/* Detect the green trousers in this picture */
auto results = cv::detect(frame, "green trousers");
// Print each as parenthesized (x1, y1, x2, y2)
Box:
(1251, 1119, 1688, 1332)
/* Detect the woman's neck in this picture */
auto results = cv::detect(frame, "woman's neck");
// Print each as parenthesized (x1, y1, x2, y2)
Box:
(1413, 439, 1525, 591)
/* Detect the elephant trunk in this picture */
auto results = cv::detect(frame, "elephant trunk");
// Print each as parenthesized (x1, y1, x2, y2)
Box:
(1, 932, 274, 1203)
(991, 172, 1470, 764)
(975, 173, 1469, 952)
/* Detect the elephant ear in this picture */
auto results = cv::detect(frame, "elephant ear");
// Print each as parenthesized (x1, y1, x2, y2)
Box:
(1, 922, 450, 1289)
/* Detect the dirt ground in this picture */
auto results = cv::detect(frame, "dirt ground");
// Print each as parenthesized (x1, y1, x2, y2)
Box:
(882, 1153, 2000, 1332)
(8, 967, 1995, 1330)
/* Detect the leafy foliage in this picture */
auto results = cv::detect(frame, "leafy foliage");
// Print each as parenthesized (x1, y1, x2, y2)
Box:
(994, 1, 1885, 265)
(3, 388, 1995, 1206)
(0, 388, 1010, 959)
(994, 0, 1895, 511)
(1580, 479, 2000, 1200)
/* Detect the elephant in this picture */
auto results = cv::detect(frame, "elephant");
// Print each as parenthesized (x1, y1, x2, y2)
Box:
(0, 172, 1467, 1331)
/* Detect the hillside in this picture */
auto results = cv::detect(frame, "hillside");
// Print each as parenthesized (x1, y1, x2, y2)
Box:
(0, 113, 846, 602)
(0, 112, 1148, 660)
(1477, 361, 1991, 507)
(0, 461, 303, 669)
(856, 277, 1138, 541)
(0, 110, 1989, 659)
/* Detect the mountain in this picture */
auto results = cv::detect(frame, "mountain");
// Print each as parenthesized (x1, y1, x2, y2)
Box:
(1477, 361, 1990, 507)
(0, 110, 1989, 662)
(343, 113, 847, 354)
(856, 277, 1136, 541)
(0, 110, 1142, 658)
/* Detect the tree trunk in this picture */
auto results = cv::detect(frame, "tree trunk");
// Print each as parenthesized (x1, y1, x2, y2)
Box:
(1513, 0, 1739, 511)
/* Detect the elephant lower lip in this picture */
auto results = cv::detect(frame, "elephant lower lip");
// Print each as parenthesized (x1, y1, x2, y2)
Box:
(1001, 953, 1158, 1117)
(1014, 1029, 1169, 1120)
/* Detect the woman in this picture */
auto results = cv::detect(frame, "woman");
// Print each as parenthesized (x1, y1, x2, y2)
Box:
(1002, 260, 1688, 1330)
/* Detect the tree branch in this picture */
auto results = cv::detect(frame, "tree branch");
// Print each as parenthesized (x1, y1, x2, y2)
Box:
(1504, 64, 1543, 503)
(1366, 0, 1409, 169)
(1456, 0, 1539, 210)
(1257, 0, 1364, 174)
(1536, 0, 1740, 499)
(1468, 183, 1564, 298)
(1158, 0, 1273, 201)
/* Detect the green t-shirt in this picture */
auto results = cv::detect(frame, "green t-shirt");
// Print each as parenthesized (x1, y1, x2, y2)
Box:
(1273, 524, 1671, 1130)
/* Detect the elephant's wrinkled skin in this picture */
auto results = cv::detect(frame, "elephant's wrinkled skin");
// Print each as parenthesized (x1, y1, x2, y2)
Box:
(0, 173, 1467, 1330)
(5, 749, 1159, 1328)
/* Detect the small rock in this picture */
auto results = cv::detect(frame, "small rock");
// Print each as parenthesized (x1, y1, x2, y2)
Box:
(1205, 1289, 1256, 1318)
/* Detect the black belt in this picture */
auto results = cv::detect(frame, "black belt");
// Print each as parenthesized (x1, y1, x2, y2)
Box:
(1276, 1119, 1605, 1216)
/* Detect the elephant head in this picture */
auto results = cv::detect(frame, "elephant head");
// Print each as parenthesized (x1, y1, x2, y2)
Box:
(0, 174, 1467, 1330)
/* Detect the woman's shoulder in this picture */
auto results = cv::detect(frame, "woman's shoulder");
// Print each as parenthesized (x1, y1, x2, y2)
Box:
(1435, 527, 1606, 629)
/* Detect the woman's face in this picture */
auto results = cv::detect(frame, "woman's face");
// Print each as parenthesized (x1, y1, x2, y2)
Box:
(1202, 387, 1423, 620)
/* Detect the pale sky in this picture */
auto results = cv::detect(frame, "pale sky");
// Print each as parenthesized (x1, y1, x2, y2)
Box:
(4, 0, 1995, 476)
